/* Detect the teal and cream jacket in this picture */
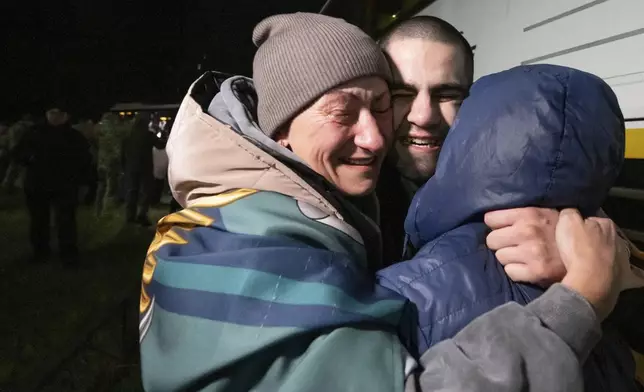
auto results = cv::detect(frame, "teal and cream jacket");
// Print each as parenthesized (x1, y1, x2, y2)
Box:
(139, 72, 416, 391)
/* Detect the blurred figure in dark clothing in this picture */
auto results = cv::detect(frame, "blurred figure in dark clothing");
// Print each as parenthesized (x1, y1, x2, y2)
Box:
(151, 117, 171, 206)
(13, 106, 91, 265)
(123, 112, 164, 226)
(74, 118, 99, 205)
(95, 113, 129, 216)
(2, 114, 34, 191)
(0, 121, 10, 182)
(159, 117, 181, 214)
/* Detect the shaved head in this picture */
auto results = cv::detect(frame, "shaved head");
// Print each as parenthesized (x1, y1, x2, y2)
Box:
(380, 16, 474, 85)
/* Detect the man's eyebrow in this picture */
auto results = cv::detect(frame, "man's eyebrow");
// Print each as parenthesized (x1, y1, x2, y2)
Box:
(390, 83, 417, 93)
(432, 83, 470, 94)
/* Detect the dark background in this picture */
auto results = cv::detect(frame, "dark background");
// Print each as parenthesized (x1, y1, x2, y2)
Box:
(0, 0, 329, 120)
(0, 0, 429, 121)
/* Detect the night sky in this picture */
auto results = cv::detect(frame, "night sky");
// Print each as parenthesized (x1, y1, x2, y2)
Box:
(0, 0, 327, 120)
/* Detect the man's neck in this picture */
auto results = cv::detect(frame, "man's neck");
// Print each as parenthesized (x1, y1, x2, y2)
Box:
(400, 176, 421, 201)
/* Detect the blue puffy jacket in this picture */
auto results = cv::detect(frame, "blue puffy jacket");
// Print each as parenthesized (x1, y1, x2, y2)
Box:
(377, 64, 640, 391)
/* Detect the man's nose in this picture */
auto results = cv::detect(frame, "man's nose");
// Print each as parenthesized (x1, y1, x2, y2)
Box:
(354, 109, 386, 153)
(407, 93, 442, 128)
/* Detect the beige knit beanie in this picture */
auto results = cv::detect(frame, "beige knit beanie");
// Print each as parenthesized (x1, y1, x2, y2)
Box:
(252, 12, 392, 138)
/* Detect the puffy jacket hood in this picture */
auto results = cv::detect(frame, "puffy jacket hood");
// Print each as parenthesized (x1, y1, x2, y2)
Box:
(405, 64, 625, 248)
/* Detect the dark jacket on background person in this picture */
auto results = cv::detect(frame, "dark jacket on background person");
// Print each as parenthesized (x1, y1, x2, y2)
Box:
(14, 121, 91, 190)
(377, 64, 639, 391)
(123, 115, 165, 174)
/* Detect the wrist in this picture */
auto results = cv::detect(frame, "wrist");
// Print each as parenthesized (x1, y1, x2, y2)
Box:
(561, 273, 611, 320)
(527, 283, 601, 362)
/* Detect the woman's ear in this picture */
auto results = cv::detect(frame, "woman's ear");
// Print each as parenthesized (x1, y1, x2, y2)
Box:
(273, 124, 292, 150)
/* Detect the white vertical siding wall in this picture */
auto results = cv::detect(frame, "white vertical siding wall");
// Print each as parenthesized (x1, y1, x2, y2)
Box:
(416, 0, 644, 118)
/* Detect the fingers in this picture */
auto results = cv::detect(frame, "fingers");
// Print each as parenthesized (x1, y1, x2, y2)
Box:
(558, 208, 583, 225)
(556, 208, 584, 240)
(503, 263, 536, 284)
(587, 216, 615, 236)
(495, 245, 565, 286)
(494, 246, 543, 282)
(486, 226, 519, 249)
(556, 209, 617, 273)
(555, 209, 583, 259)
(558, 210, 613, 239)
(494, 246, 523, 265)
(486, 224, 541, 250)
(485, 207, 558, 229)
(556, 209, 622, 320)
(484, 208, 529, 229)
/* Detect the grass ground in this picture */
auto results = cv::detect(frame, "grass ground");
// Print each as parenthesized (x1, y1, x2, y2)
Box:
(0, 191, 163, 391)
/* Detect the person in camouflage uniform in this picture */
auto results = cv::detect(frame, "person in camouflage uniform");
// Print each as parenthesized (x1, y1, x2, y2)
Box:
(95, 112, 130, 215)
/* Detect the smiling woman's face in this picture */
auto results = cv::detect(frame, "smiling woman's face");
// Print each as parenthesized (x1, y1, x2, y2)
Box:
(275, 76, 393, 197)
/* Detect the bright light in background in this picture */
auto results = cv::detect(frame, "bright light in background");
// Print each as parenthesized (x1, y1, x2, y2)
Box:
(392, 14, 397, 18)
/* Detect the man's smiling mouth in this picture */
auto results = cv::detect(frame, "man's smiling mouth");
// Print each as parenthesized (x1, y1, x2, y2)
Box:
(400, 137, 442, 148)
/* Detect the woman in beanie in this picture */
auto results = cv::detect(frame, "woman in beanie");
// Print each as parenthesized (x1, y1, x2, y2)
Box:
(139, 13, 414, 392)
(137, 13, 628, 392)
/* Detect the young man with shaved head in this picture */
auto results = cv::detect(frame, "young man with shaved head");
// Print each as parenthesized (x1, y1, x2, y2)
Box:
(376, 16, 643, 390)
(378, 16, 571, 287)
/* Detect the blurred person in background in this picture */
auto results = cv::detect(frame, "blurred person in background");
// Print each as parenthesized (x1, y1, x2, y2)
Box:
(2, 114, 35, 191)
(150, 117, 170, 206)
(0, 121, 10, 182)
(74, 117, 100, 205)
(95, 112, 130, 216)
(13, 105, 91, 266)
(122, 112, 164, 226)
(161, 117, 181, 214)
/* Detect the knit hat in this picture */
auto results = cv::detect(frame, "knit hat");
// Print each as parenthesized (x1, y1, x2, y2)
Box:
(252, 12, 392, 137)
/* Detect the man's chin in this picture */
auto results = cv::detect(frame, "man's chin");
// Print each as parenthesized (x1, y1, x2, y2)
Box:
(392, 157, 437, 184)
(402, 169, 434, 185)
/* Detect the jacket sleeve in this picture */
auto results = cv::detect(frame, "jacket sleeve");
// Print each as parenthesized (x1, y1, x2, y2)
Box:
(405, 284, 601, 392)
